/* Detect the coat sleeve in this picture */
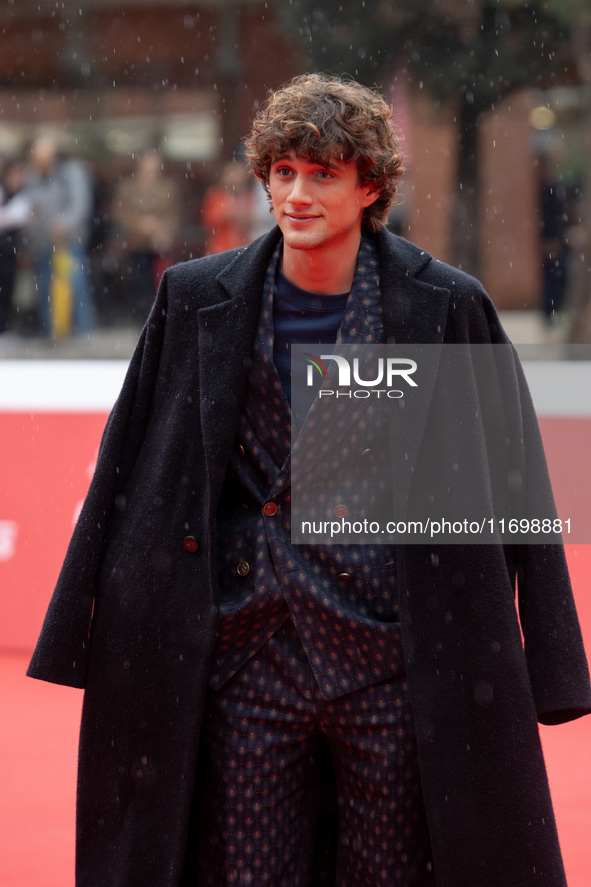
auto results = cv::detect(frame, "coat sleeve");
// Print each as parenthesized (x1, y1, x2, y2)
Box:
(446, 274, 591, 725)
(27, 272, 170, 688)
(473, 293, 591, 725)
(510, 354, 591, 724)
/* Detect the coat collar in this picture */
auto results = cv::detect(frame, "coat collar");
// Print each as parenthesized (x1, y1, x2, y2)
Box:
(204, 225, 451, 343)
(203, 224, 445, 306)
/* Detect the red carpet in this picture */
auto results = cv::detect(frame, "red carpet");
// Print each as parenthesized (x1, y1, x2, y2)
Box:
(0, 652, 80, 887)
(1, 547, 590, 886)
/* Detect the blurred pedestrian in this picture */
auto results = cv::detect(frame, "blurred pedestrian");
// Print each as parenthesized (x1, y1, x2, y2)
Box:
(24, 135, 96, 337)
(112, 149, 180, 323)
(538, 155, 570, 326)
(201, 160, 258, 254)
(0, 158, 30, 335)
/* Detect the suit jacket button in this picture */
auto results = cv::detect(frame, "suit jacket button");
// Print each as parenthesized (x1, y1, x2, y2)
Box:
(183, 536, 199, 553)
(236, 561, 250, 577)
(238, 444, 245, 456)
(333, 504, 348, 518)
(262, 501, 278, 516)
(360, 448, 373, 457)
(338, 572, 353, 583)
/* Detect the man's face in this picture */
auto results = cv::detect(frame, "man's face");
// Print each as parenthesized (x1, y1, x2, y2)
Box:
(31, 138, 57, 176)
(268, 150, 378, 255)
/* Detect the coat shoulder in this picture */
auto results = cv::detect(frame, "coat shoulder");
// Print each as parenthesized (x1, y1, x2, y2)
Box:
(422, 255, 507, 343)
(168, 246, 247, 281)
(375, 229, 508, 344)
(375, 228, 482, 291)
(163, 228, 282, 310)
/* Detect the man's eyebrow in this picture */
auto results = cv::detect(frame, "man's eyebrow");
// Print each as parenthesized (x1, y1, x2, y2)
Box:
(270, 155, 293, 165)
(270, 155, 340, 170)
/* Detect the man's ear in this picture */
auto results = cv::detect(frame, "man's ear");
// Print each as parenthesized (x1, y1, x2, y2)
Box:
(359, 182, 380, 208)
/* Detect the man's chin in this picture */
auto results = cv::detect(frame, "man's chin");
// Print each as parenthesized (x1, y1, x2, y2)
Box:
(281, 230, 324, 251)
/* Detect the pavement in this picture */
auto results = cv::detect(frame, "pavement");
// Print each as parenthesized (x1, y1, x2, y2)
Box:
(0, 325, 141, 361)
(0, 310, 573, 362)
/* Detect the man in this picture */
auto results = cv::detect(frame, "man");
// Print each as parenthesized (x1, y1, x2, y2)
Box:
(24, 134, 96, 336)
(28, 74, 591, 887)
(112, 149, 180, 323)
(0, 158, 30, 336)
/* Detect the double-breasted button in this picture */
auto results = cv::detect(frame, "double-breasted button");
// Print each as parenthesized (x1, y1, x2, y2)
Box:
(238, 444, 245, 457)
(333, 504, 348, 518)
(183, 535, 199, 553)
(236, 561, 250, 577)
(338, 572, 353, 583)
(262, 501, 278, 517)
(360, 448, 373, 458)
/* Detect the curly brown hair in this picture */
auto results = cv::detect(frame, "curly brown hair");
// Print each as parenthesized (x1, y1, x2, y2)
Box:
(244, 73, 404, 234)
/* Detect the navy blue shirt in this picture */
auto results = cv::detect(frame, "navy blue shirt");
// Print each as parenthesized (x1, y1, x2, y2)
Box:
(273, 270, 349, 427)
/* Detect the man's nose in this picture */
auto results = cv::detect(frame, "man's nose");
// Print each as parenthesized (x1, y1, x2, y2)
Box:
(287, 173, 312, 204)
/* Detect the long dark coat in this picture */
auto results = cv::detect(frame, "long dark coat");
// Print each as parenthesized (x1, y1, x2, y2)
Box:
(28, 227, 591, 887)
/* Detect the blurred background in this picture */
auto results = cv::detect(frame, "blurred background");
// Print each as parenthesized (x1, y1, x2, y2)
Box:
(0, 0, 590, 345)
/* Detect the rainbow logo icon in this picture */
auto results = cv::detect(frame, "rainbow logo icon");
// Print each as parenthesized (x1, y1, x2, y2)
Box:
(304, 353, 329, 386)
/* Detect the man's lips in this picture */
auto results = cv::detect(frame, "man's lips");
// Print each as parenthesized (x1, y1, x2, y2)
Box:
(285, 213, 320, 221)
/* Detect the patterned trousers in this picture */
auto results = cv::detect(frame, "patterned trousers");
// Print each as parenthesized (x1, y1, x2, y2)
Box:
(193, 620, 434, 886)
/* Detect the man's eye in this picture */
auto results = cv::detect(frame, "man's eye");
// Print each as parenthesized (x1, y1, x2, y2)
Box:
(316, 169, 334, 179)
(275, 167, 293, 176)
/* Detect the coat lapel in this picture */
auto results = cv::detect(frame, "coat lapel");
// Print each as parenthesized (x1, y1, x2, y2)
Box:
(197, 233, 280, 490)
(377, 234, 452, 515)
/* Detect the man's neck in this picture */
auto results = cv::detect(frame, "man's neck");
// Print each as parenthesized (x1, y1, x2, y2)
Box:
(281, 233, 362, 295)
